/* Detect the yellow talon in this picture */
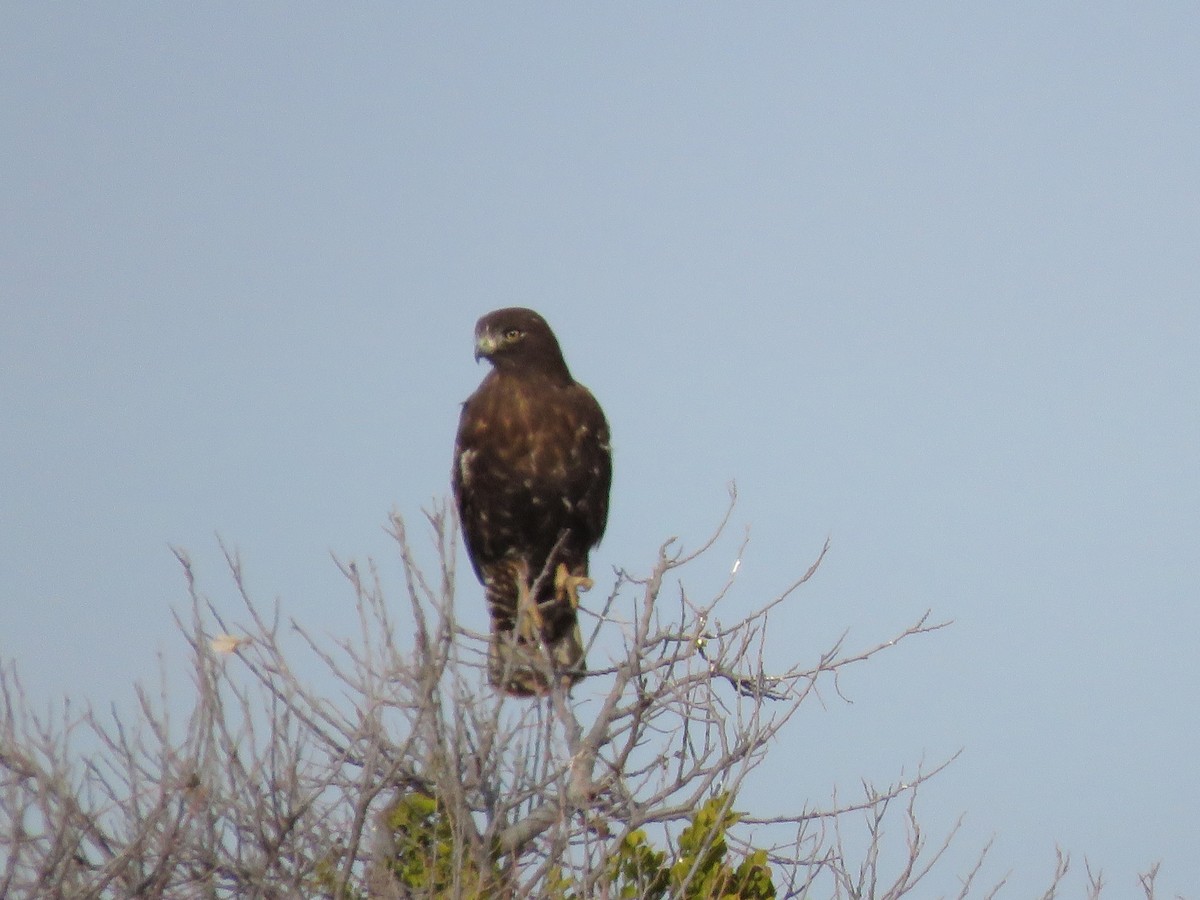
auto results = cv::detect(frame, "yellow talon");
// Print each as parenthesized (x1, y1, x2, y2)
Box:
(554, 562, 593, 610)
(514, 560, 545, 639)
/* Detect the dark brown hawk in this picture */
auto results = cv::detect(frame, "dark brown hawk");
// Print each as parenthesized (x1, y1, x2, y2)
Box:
(452, 308, 612, 695)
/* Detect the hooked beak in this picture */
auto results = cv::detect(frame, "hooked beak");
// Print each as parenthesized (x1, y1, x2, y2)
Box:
(474, 330, 499, 362)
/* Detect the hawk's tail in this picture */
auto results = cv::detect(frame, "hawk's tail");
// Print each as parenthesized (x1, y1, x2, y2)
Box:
(487, 615, 586, 697)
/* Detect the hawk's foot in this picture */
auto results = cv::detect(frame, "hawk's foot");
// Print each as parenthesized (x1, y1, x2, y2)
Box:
(554, 563, 594, 610)
(514, 570, 545, 640)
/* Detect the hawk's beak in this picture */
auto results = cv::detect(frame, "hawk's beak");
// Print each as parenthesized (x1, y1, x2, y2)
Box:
(474, 331, 499, 362)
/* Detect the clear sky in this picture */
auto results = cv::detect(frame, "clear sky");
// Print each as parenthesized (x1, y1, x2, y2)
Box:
(3, 4, 1197, 894)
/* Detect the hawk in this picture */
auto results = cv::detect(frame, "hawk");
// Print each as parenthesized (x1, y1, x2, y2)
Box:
(452, 308, 612, 695)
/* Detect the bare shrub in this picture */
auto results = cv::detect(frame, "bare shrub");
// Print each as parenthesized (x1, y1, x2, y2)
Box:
(0, 496, 1170, 897)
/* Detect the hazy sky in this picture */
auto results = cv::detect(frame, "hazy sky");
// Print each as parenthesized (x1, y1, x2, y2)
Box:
(3, 5, 1198, 894)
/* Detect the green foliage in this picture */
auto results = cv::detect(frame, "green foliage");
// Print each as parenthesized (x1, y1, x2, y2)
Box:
(606, 794, 776, 900)
(376, 792, 501, 898)
(606, 829, 670, 899)
(374, 791, 774, 899)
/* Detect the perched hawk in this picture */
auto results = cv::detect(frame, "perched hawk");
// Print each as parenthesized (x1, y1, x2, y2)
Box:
(452, 308, 612, 695)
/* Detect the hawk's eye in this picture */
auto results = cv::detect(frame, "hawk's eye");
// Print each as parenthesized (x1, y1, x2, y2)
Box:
(504, 328, 523, 341)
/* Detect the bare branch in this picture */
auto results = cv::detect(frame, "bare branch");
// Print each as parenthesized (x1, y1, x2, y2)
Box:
(1, 501, 1163, 898)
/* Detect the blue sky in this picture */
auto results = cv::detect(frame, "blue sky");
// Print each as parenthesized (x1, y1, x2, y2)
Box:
(3, 4, 1198, 894)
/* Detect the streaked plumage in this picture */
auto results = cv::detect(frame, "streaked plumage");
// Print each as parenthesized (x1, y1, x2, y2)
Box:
(452, 308, 611, 695)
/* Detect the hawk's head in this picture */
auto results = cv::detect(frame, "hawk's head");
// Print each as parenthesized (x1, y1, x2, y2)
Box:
(473, 307, 571, 379)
